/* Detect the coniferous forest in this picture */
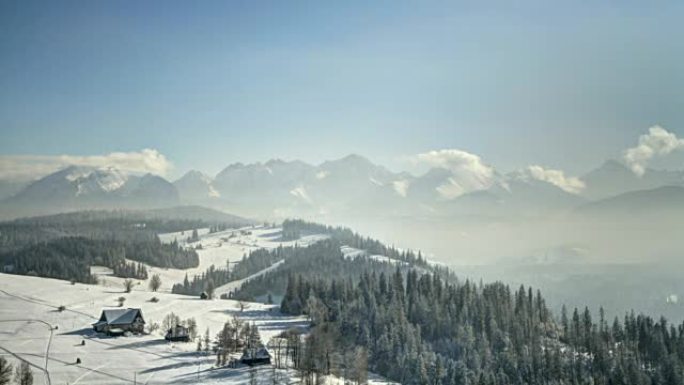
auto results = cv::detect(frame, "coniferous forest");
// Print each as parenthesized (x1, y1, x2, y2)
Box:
(280, 267, 684, 385)
(228, 220, 684, 384)
(0, 210, 246, 283)
(3, 212, 684, 383)
(171, 246, 286, 296)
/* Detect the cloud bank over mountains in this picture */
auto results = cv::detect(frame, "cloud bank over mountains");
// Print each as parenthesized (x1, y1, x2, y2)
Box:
(1, 126, 682, 202)
(623, 126, 684, 176)
(0, 149, 172, 180)
(518, 166, 586, 194)
(410, 149, 586, 197)
(411, 149, 496, 199)
(2, 125, 684, 266)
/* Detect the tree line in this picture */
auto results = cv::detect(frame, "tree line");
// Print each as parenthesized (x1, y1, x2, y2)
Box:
(233, 238, 446, 303)
(0, 357, 32, 385)
(171, 245, 288, 296)
(281, 219, 430, 268)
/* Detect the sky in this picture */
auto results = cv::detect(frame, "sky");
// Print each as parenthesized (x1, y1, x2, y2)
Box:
(1, 0, 683, 180)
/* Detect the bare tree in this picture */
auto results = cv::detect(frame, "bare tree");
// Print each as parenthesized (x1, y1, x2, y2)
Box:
(123, 279, 134, 293)
(162, 312, 181, 333)
(117, 296, 126, 307)
(352, 347, 368, 385)
(249, 366, 257, 385)
(203, 328, 211, 353)
(186, 317, 198, 340)
(268, 337, 286, 369)
(15, 361, 33, 385)
(149, 274, 162, 292)
(271, 364, 279, 385)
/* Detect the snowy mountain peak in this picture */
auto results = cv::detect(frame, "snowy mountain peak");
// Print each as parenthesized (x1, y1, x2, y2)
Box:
(57, 166, 129, 195)
(174, 170, 219, 200)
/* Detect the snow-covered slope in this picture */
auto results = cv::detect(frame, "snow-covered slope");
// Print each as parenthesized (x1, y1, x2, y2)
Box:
(0, 273, 307, 385)
(173, 170, 221, 203)
(0, 222, 402, 385)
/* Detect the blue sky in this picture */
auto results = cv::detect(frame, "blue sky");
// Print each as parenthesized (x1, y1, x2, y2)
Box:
(1, 0, 683, 178)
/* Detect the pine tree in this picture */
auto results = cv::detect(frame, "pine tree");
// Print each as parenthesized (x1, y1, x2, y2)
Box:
(205, 279, 215, 299)
(0, 357, 11, 385)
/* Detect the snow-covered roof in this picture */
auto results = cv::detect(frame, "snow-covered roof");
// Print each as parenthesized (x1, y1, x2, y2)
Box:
(256, 347, 271, 358)
(242, 346, 271, 360)
(94, 308, 144, 326)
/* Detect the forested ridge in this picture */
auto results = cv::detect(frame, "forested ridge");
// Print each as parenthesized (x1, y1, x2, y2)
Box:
(279, 267, 684, 384)
(173, 220, 437, 298)
(225, 220, 684, 384)
(232, 238, 435, 302)
(0, 209, 243, 283)
(6, 214, 684, 384)
(171, 246, 286, 296)
(282, 219, 430, 268)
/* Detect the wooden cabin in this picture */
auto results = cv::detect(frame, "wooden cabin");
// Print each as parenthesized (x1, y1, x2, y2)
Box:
(241, 346, 271, 366)
(165, 324, 190, 342)
(92, 308, 145, 336)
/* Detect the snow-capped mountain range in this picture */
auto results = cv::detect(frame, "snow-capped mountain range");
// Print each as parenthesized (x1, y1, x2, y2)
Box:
(1, 154, 683, 220)
(0, 166, 179, 218)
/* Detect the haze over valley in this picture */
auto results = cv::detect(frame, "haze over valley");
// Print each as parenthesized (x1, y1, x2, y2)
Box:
(2, 1, 684, 384)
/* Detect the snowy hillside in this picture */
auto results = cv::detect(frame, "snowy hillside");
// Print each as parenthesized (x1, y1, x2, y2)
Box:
(147, 226, 328, 293)
(0, 273, 307, 384)
(0, 223, 398, 384)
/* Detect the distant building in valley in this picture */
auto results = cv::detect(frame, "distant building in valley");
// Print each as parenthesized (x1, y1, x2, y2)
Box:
(241, 346, 271, 366)
(165, 324, 190, 342)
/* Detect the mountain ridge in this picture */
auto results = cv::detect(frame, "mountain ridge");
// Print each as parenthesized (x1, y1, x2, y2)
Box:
(3, 154, 684, 221)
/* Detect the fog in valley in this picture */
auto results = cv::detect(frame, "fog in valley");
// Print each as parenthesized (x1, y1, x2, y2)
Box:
(2, 2, 684, 383)
(3, 136, 684, 322)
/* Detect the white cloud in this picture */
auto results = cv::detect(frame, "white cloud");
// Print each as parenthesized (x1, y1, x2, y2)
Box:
(522, 165, 586, 194)
(393, 179, 410, 197)
(412, 149, 495, 199)
(623, 125, 684, 176)
(0, 149, 172, 180)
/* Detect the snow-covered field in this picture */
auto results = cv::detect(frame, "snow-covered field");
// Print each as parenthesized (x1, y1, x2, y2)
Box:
(0, 271, 310, 384)
(0, 225, 397, 384)
(0, 226, 316, 385)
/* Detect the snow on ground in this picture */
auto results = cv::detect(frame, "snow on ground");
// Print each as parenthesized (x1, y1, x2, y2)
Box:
(341, 246, 409, 267)
(95, 226, 328, 295)
(157, 228, 212, 244)
(214, 260, 284, 298)
(340, 245, 366, 259)
(0, 226, 398, 384)
(0, 273, 308, 384)
(322, 372, 400, 385)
